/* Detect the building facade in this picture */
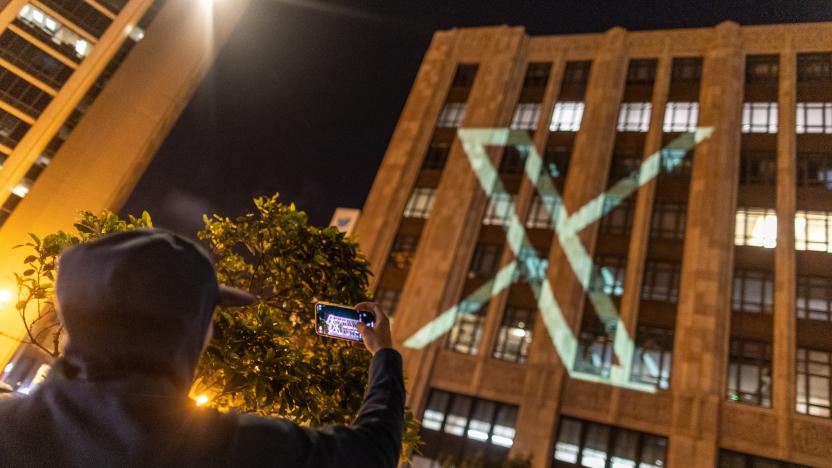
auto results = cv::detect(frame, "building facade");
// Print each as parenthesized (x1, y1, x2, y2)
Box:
(0, 0, 249, 373)
(355, 22, 832, 467)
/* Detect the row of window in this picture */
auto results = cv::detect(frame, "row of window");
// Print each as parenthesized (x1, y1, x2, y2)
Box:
(735, 208, 832, 252)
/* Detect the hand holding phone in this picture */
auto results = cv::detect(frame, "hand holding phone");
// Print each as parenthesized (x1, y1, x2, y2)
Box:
(314, 302, 392, 355)
(354, 302, 393, 355)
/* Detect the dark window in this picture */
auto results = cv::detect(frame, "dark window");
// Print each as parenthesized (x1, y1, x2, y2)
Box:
(745, 55, 779, 83)
(561, 61, 592, 87)
(0, 108, 31, 148)
(468, 243, 502, 279)
(796, 347, 831, 418)
(651, 201, 687, 240)
(419, 390, 517, 466)
(796, 275, 832, 322)
(631, 326, 673, 389)
(0, 30, 73, 89)
(727, 338, 772, 407)
(386, 234, 419, 269)
(739, 152, 777, 185)
(422, 143, 450, 171)
(451, 64, 479, 88)
(0, 65, 52, 117)
(797, 53, 832, 82)
(599, 197, 634, 236)
(658, 148, 693, 179)
(797, 152, 832, 188)
(609, 154, 641, 182)
(553, 416, 668, 467)
(574, 320, 613, 377)
(40, 0, 112, 37)
(641, 260, 681, 303)
(543, 147, 570, 179)
(374, 288, 401, 317)
(499, 147, 528, 174)
(447, 301, 489, 355)
(523, 62, 551, 88)
(719, 449, 811, 468)
(492, 305, 534, 363)
(96, 0, 129, 14)
(590, 255, 627, 297)
(671, 57, 702, 83)
(732, 269, 774, 314)
(626, 58, 657, 85)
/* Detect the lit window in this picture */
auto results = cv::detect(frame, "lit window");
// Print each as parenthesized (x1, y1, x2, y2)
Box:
(403, 187, 435, 219)
(663, 102, 699, 132)
(492, 305, 534, 363)
(437, 102, 466, 128)
(650, 201, 686, 240)
(550, 101, 584, 132)
(734, 207, 777, 249)
(617, 102, 652, 132)
(510, 103, 541, 130)
(796, 275, 832, 322)
(796, 348, 831, 418)
(726, 338, 772, 407)
(795, 210, 832, 252)
(554, 417, 668, 468)
(526, 194, 559, 230)
(17, 3, 93, 60)
(447, 301, 488, 355)
(641, 260, 681, 303)
(796, 102, 832, 134)
(11, 180, 30, 198)
(630, 326, 673, 389)
(742, 102, 778, 133)
(482, 193, 514, 226)
(731, 269, 774, 314)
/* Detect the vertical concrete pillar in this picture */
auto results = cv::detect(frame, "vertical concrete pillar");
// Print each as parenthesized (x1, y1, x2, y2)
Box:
(668, 22, 744, 467)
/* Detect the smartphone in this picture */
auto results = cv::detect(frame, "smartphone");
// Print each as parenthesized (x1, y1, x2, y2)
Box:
(314, 302, 374, 343)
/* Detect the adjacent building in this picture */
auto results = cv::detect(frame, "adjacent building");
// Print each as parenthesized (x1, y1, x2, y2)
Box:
(355, 21, 832, 467)
(0, 0, 249, 381)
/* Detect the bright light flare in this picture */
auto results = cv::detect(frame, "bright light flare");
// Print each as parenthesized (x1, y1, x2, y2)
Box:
(0, 289, 12, 304)
(195, 394, 209, 406)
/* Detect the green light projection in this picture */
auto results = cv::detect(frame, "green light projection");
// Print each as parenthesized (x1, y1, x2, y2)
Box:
(403, 126, 714, 392)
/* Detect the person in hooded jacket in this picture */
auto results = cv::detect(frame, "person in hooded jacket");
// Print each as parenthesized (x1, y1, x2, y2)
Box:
(0, 229, 404, 467)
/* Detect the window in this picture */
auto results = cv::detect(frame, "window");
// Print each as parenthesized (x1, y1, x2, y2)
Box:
(526, 194, 559, 229)
(658, 147, 693, 178)
(0, 108, 31, 149)
(374, 288, 401, 317)
(734, 207, 777, 249)
(796, 275, 832, 322)
(574, 322, 613, 377)
(599, 197, 634, 236)
(403, 188, 436, 219)
(418, 390, 517, 466)
(627, 59, 657, 85)
(452, 64, 478, 87)
(719, 450, 810, 468)
(447, 301, 489, 355)
(482, 193, 514, 226)
(510, 103, 541, 130)
(498, 147, 527, 175)
(0, 65, 52, 117)
(797, 53, 832, 82)
(561, 61, 592, 87)
(617, 102, 652, 132)
(18, 3, 92, 61)
(739, 152, 777, 185)
(796, 102, 832, 134)
(422, 143, 449, 171)
(641, 260, 681, 303)
(727, 338, 772, 407)
(631, 326, 673, 389)
(437, 102, 466, 128)
(523, 62, 551, 88)
(468, 242, 502, 279)
(795, 210, 832, 252)
(671, 57, 702, 83)
(797, 152, 832, 188)
(553, 417, 668, 468)
(745, 55, 779, 83)
(514, 244, 548, 285)
(796, 348, 831, 418)
(0, 30, 73, 89)
(732, 269, 774, 314)
(609, 155, 641, 181)
(386, 234, 419, 269)
(650, 201, 687, 240)
(543, 147, 570, 178)
(550, 101, 584, 132)
(742, 102, 778, 133)
(590, 255, 627, 297)
(492, 305, 534, 363)
(39, 0, 112, 38)
(663, 102, 699, 132)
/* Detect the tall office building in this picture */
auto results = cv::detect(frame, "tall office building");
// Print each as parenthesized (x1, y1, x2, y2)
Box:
(0, 0, 249, 370)
(355, 22, 832, 467)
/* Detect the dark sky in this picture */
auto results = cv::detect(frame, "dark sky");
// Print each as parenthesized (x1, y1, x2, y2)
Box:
(121, 0, 832, 235)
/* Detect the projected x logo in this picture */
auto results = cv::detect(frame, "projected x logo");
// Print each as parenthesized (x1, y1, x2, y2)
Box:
(403, 126, 713, 393)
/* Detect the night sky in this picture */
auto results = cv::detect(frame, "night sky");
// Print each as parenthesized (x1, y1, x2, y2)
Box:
(120, 0, 832, 235)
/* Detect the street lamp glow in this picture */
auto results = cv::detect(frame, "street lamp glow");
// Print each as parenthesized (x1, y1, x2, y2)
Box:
(195, 394, 209, 406)
(0, 289, 12, 304)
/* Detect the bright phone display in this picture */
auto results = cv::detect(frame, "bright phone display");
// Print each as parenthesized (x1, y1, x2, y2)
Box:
(314, 302, 374, 343)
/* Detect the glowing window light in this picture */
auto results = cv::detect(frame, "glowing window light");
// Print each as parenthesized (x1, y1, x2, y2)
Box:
(550, 101, 584, 132)
(735, 208, 777, 249)
(12, 183, 29, 198)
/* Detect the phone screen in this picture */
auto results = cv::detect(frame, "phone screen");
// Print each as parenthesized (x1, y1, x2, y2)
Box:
(315, 303, 373, 343)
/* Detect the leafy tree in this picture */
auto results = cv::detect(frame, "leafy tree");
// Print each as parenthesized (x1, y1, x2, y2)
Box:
(6, 195, 420, 461)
